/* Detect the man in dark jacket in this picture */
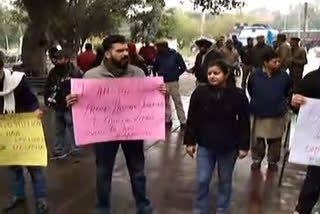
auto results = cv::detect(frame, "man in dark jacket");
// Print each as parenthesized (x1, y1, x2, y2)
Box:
(252, 35, 273, 69)
(154, 41, 187, 126)
(232, 35, 243, 56)
(0, 51, 48, 214)
(248, 50, 293, 171)
(193, 39, 222, 87)
(44, 49, 83, 159)
(241, 37, 254, 89)
(191, 37, 214, 87)
(288, 37, 308, 91)
(292, 67, 320, 214)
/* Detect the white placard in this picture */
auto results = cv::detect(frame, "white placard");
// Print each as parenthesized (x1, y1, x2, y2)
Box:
(289, 98, 320, 166)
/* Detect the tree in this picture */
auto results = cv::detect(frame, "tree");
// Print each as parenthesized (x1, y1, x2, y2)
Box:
(13, 0, 246, 76)
(129, 1, 165, 42)
(193, 0, 245, 14)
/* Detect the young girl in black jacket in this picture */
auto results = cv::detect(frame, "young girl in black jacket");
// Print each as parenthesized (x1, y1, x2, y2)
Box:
(184, 60, 250, 214)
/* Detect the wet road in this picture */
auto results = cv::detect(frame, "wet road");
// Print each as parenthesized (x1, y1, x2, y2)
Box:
(0, 70, 319, 213)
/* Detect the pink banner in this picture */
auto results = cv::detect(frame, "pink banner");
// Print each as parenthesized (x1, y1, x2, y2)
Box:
(71, 77, 165, 146)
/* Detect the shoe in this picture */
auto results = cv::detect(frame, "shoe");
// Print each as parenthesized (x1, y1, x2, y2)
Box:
(268, 163, 278, 172)
(70, 148, 82, 156)
(2, 197, 25, 212)
(251, 161, 261, 171)
(50, 152, 68, 160)
(36, 199, 48, 214)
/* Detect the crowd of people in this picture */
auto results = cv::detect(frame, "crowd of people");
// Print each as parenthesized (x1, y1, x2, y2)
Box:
(0, 31, 319, 214)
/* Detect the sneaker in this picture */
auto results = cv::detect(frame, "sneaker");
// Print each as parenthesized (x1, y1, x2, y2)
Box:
(36, 199, 48, 214)
(70, 148, 82, 156)
(2, 197, 25, 212)
(268, 163, 279, 172)
(50, 152, 68, 160)
(251, 161, 261, 171)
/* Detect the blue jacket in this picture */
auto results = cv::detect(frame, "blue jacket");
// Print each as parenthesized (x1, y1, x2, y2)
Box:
(248, 68, 293, 117)
(153, 49, 186, 83)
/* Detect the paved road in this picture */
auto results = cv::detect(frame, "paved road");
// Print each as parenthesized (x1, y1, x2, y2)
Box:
(0, 63, 319, 213)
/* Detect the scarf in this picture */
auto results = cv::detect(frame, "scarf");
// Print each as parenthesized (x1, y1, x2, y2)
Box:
(0, 69, 24, 113)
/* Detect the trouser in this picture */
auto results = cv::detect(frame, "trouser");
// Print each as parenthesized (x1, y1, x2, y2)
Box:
(9, 166, 47, 199)
(251, 138, 282, 163)
(54, 110, 78, 155)
(295, 166, 320, 214)
(241, 65, 253, 89)
(165, 94, 172, 123)
(289, 68, 304, 91)
(94, 141, 152, 214)
(165, 81, 186, 124)
(195, 146, 238, 214)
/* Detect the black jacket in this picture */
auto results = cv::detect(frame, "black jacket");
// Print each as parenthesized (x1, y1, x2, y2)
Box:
(241, 45, 254, 66)
(0, 76, 39, 113)
(184, 85, 250, 153)
(44, 63, 83, 111)
(195, 49, 222, 83)
(296, 69, 320, 98)
(252, 44, 273, 68)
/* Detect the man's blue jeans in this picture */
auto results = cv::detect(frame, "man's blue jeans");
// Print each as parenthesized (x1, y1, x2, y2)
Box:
(195, 146, 238, 214)
(9, 166, 47, 199)
(54, 110, 78, 155)
(94, 141, 153, 214)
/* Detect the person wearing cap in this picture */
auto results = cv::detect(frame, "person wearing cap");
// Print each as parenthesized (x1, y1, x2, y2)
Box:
(252, 35, 273, 69)
(0, 51, 48, 214)
(154, 40, 187, 127)
(193, 37, 222, 87)
(221, 39, 241, 76)
(44, 49, 83, 159)
(241, 37, 255, 89)
(232, 35, 243, 56)
(288, 37, 308, 91)
(191, 37, 213, 87)
(275, 33, 291, 71)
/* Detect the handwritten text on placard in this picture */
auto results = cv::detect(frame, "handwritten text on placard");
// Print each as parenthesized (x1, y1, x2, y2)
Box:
(0, 113, 47, 166)
(289, 98, 320, 166)
(71, 77, 165, 145)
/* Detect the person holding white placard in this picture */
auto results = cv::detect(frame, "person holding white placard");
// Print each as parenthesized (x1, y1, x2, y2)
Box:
(292, 67, 320, 214)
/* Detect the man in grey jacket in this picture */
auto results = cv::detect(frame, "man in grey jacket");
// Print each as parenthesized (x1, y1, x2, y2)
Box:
(66, 35, 164, 214)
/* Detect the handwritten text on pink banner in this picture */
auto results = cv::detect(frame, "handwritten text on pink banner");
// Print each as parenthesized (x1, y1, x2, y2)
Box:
(71, 77, 165, 146)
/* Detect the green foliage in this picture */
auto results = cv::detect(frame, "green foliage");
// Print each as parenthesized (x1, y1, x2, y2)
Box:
(205, 13, 257, 38)
(155, 8, 256, 49)
(193, 0, 245, 14)
(0, 6, 27, 50)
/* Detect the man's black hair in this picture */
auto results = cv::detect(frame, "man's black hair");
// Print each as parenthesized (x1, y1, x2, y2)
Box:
(85, 43, 93, 50)
(263, 49, 279, 62)
(102, 35, 127, 51)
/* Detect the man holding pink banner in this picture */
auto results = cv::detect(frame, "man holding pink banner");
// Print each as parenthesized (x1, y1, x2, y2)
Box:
(67, 35, 166, 214)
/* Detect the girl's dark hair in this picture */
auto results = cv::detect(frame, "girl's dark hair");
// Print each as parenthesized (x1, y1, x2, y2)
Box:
(207, 60, 236, 88)
(263, 49, 279, 62)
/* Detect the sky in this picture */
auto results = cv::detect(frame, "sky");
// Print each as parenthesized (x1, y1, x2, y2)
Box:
(165, 0, 310, 13)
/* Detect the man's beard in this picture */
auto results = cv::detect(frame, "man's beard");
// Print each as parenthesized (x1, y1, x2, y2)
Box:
(111, 57, 129, 69)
